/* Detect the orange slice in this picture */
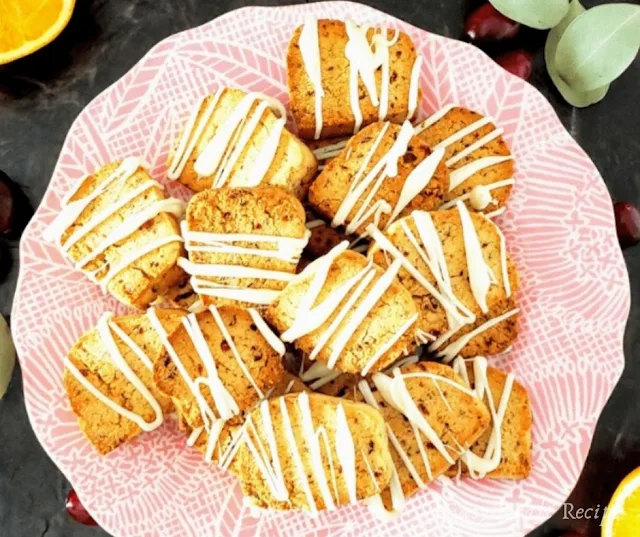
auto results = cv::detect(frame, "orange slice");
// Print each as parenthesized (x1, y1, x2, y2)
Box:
(602, 467, 640, 537)
(0, 0, 76, 64)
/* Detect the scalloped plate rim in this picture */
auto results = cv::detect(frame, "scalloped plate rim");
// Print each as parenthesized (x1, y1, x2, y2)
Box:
(10, 2, 630, 536)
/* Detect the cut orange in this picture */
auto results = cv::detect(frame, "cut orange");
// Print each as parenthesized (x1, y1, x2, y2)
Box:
(602, 467, 640, 537)
(0, 0, 75, 64)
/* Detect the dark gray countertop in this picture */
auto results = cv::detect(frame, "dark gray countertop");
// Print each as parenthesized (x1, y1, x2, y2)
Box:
(0, 1, 638, 536)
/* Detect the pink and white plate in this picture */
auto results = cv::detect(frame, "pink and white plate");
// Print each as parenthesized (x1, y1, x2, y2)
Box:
(11, 2, 630, 536)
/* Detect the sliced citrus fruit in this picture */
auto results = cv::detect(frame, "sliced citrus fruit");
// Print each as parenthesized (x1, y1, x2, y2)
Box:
(0, 0, 76, 65)
(602, 467, 640, 537)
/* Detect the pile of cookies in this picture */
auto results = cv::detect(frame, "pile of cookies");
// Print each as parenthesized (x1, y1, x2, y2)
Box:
(52, 18, 532, 519)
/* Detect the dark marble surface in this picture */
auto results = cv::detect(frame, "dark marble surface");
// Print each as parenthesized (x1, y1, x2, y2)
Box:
(0, 1, 638, 536)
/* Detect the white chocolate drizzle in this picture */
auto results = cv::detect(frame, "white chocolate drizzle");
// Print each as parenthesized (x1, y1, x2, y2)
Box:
(451, 356, 515, 478)
(168, 90, 286, 186)
(298, 19, 418, 138)
(359, 365, 477, 518)
(280, 241, 416, 375)
(179, 220, 309, 306)
(147, 306, 273, 463)
(368, 201, 515, 360)
(331, 121, 444, 237)
(415, 106, 515, 198)
(240, 392, 371, 511)
(44, 157, 185, 292)
(299, 17, 325, 139)
(64, 312, 164, 432)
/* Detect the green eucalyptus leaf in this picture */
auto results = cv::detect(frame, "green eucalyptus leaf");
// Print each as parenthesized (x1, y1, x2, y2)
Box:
(0, 315, 16, 399)
(489, 0, 570, 29)
(545, 0, 609, 107)
(555, 3, 640, 92)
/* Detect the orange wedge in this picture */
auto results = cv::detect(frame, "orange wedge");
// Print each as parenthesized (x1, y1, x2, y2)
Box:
(0, 0, 75, 64)
(602, 467, 640, 537)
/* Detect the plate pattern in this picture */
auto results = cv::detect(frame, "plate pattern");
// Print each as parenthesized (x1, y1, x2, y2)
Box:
(11, 2, 629, 536)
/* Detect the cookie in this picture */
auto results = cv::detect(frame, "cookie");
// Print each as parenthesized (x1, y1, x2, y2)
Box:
(369, 204, 519, 361)
(308, 121, 449, 237)
(152, 306, 287, 432)
(167, 88, 317, 198)
(448, 357, 532, 479)
(362, 361, 491, 516)
(44, 158, 187, 309)
(415, 105, 515, 216)
(63, 308, 186, 454)
(232, 392, 393, 511)
(287, 19, 422, 139)
(179, 187, 309, 309)
(265, 241, 418, 375)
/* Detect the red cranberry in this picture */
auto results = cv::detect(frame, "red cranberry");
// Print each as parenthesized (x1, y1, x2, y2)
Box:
(465, 3, 520, 41)
(614, 201, 640, 249)
(0, 170, 32, 239)
(494, 49, 533, 81)
(65, 489, 98, 526)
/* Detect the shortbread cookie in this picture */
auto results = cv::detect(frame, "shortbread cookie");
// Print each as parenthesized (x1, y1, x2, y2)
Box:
(287, 19, 422, 139)
(45, 158, 187, 309)
(448, 357, 532, 479)
(232, 392, 393, 511)
(362, 361, 491, 516)
(63, 308, 186, 455)
(167, 88, 317, 197)
(178, 187, 310, 309)
(152, 306, 287, 432)
(369, 204, 519, 361)
(308, 121, 449, 237)
(415, 105, 515, 216)
(265, 241, 418, 375)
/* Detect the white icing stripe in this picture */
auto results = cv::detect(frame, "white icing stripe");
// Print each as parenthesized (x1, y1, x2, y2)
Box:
(299, 17, 324, 140)
(333, 121, 418, 236)
(62, 179, 161, 251)
(248, 308, 285, 356)
(192, 92, 286, 183)
(168, 93, 222, 180)
(281, 241, 410, 373)
(306, 219, 326, 230)
(45, 157, 143, 244)
(368, 223, 473, 328)
(376, 29, 400, 121)
(95, 234, 183, 290)
(434, 308, 519, 362)
(298, 392, 337, 510)
(486, 206, 507, 219)
(181, 223, 309, 306)
(209, 305, 264, 398)
(335, 404, 357, 504)
(239, 393, 364, 511)
(433, 116, 492, 152)
(439, 178, 515, 211)
(482, 215, 512, 298)
(452, 356, 515, 478)
(178, 258, 296, 281)
(449, 155, 513, 192)
(407, 55, 422, 120)
(64, 313, 163, 432)
(458, 201, 492, 313)
(446, 127, 504, 167)
(385, 147, 445, 227)
(187, 283, 281, 304)
(74, 198, 185, 270)
(414, 104, 456, 134)
(313, 139, 348, 161)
